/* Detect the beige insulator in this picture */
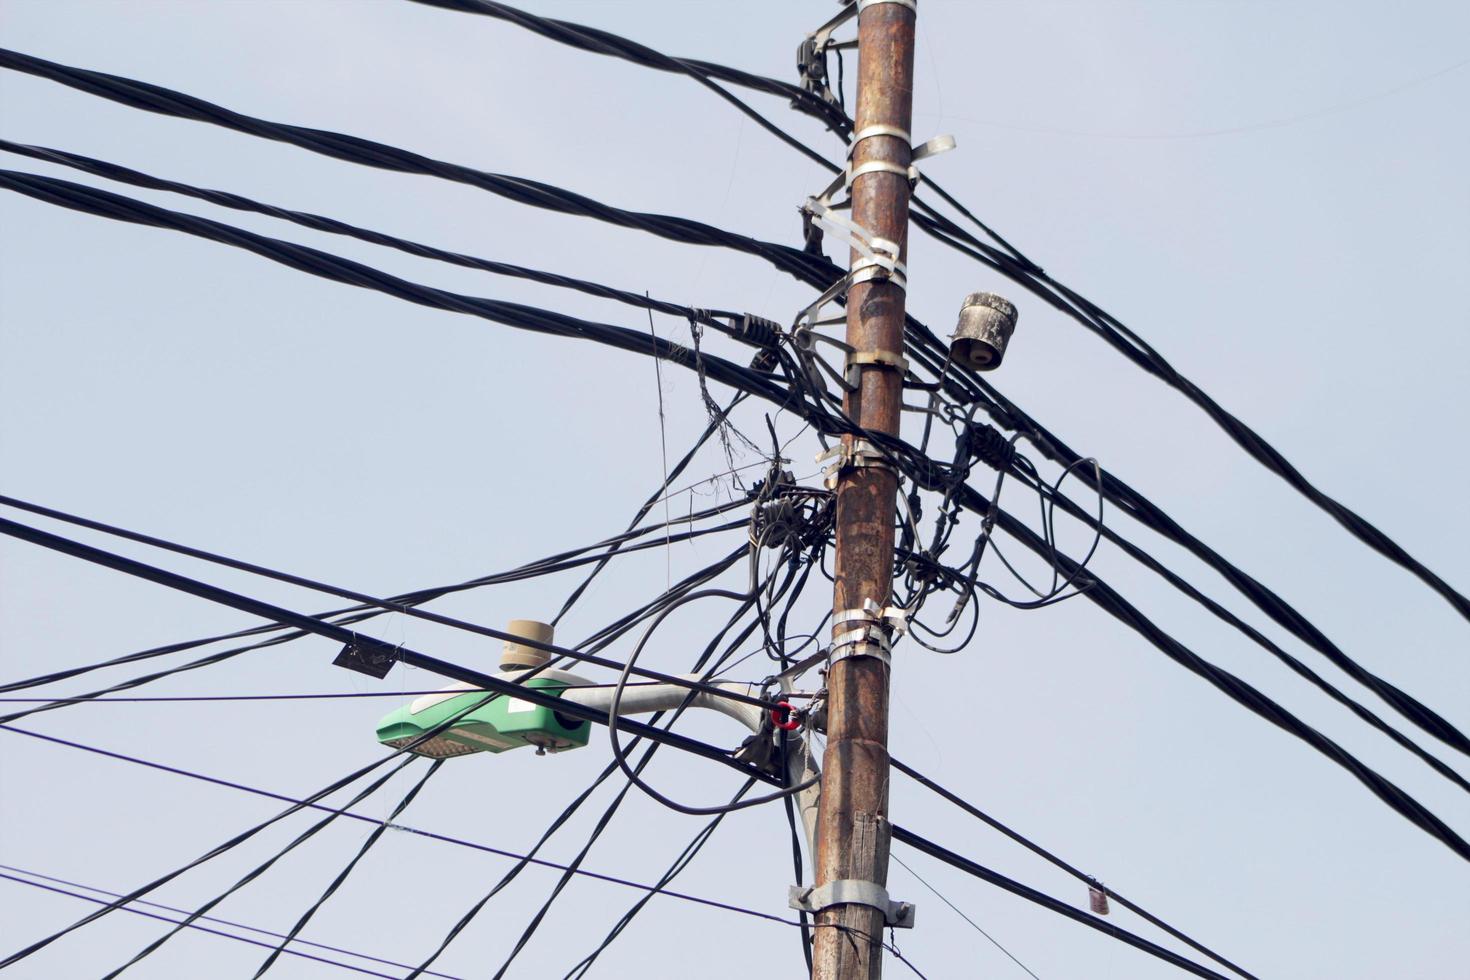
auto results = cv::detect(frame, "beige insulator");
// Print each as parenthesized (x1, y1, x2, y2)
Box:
(499, 619, 554, 671)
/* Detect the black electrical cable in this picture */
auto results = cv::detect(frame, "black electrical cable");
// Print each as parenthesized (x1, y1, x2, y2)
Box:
(401, 0, 848, 168)
(5, 159, 1462, 849)
(607, 588, 821, 816)
(0, 49, 839, 297)
(0, 167, 799, 408)
(936, 483, 1470, 863)
(0, 515, 783, 787)
(480, 0, 1470, 625)
(2, 750, 415, 971)
(0, 496, 747, 699)
(403, 760, 623, 979)
(486, 557, 818, 976)
(891, 854, 1042, 980)
(560, 775, 759, 979)
(8, 166, 1461, 859)
(14, 39, 1457, 717)
(101, 758, 435, 979)
(889, 824, 1231, 980)
(554, 392, 749, 626)
(0, 864, 456, 978)
(15, 132, 1449, 787)
(892, 757, 1258, 980)
(1007, 470, 1470, 793)
(407, 4, 1470, 736)
(6, 657, 554, 973)
(0, 872, 418, 980)
(0, 140, 772, 356)
(909, 199, 1470, 624)
(0, 495, 781, 715)
(251, 761, 443, 978)
(1, 724, 797, 924)
(417, 557, 792, 980)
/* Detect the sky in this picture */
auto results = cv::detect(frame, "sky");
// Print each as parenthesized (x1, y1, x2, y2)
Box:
(1, 1, 1467, 978)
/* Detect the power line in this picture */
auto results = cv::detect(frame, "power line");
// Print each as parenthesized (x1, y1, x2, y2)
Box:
(0, 515, 783, 789)
(6, 164, 1464, 857)
(0, 502, 746, 701)
(0, 724, 796, 926)
(890, 854, 1041, 980)
(0, 495, 781, 715)
(0, 870, 432, 980)
(7, 168, 1463, 861)
(401, 1, 1470, 757)
(892, 758, 1258, 980)
(99, 759, 432, 978)
(0, 863, 465, 979)
(426, 0, 1470, 624)
(11, 135, 1458, 776)
(891, 825, 1233, 980)
(251, 762, 443, 978)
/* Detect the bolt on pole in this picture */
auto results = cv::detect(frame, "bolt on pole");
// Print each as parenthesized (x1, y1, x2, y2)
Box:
(811, 2, 917, 978)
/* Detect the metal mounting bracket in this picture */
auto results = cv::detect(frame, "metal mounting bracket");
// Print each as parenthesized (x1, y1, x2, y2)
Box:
(816, 438, 895, 490)
(789, 879, 916, 929)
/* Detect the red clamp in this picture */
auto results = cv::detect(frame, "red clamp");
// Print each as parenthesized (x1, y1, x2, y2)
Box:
(770, 701, 801, 731)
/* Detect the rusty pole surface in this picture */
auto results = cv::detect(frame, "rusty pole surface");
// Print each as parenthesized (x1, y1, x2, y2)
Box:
(811, 3, 916, 979)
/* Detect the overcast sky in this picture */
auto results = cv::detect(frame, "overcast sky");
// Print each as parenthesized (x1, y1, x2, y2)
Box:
(2, 2, 1467, 978)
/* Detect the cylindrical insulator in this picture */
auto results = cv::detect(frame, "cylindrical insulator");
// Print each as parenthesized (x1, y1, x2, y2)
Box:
(499, 619, 554, 671)
(950, 292, 1018, 371)
(737, 314, 782, 350)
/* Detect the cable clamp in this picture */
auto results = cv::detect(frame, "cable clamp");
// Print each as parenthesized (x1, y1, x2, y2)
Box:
(815, 438, 894, 489)
(789, 879, 916, 928)
(802, 200, 908, 284)
(833, 598, 910, 637)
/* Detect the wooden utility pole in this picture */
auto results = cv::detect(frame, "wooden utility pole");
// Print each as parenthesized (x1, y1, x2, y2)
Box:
(811, 1, 916, 977)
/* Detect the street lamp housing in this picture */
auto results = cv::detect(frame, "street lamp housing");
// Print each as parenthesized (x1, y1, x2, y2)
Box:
(376, 672, 591, 758)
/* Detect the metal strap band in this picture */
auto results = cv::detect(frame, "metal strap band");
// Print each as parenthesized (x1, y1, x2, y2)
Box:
(833, 600, 910, 634)
(831, 624, 892, 652)
(847, 349, 907, 371)
(789, 880, 916, 928)
(856, 0, 918, 15)
(828, 637, 891, 668)
(912, 133, 957, 161)
(849, 261, 907, 291)
(848, 159, 917, 185)
(847, 124, 913, 156)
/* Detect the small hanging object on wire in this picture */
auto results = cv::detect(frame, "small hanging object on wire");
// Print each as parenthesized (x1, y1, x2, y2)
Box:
(1088, 879, 1111, 916)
